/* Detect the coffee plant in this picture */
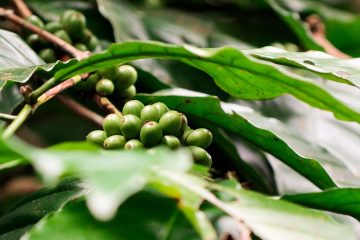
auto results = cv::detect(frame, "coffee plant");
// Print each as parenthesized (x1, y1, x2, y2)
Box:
(1, 0, 360, 239)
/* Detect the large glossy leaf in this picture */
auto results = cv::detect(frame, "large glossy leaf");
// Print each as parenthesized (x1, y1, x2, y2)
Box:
(8, 140, 192, 221)
(0, 178, 84, 240)
(249, 47, 360, 87)
(25, 191, 199, 240)
(0, 137, 21, 165)
(207, 125, 274, 194)
(54, 41, 360, 123)
(0, 29, 41, 118)
(283, 188, 360, 221)
(135, 89, 343, 189)
(156, 170, 356, 240)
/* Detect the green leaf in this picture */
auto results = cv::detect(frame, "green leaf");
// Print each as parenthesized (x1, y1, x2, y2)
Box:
(0, 134, 22, 165)
(54, 41, 360, 123)
(25, 191, 200, 240)
(0, 29, 41, 119)
(283, 188, 360, 221)
(204, 124, 275, 194)
(135, 89, 340, 189)
(0, 178, 84, 239)
(248, 47, 360, 87)
(0, 59, 77, 85)
(157, 170, 356, 240)
(10, 140, 192, 221)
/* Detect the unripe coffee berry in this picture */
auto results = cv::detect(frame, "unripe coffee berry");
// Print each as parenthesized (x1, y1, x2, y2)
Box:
(63, 11, 86, 36)
(181, 126, 193, 144)
(44, 21, 62, 33)
(140, 121, 163, 147)
(61, 10, 76, 24)
(77, 73, 99, 91)
(185, 128, 212, 149)
(86, 130, 107, 146)
(159, 111, 182, 135)
(124, 139, 144, 150)
(141, 105, 160, 121)
(87, 35, 98, 51)
(54, 30, 72, 44)
(152, 102, 168, 117)
(161, 135, 181, 149)
(75, 43, 88, 51)
(122, 100, 144, 117)
(118, 85, 136, 99)
(189, 146, 212, 167)
(96, 79, 114, 96)
(39, 48, 56, 63)
(103, 135, 126, 150)
(25, 15, 44, 29)
(120, 115, 142, 139)
(103, 114, 122, 136)
(116, 65, 137, 89)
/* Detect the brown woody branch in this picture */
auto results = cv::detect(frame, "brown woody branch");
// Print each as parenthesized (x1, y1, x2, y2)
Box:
(0, 7, 89, 60)
(93, 94, 122, 116)
(57, 95, 104, 126)
(33, 73, 89, 108)
(12, 0, 32, 18)
(306, 15, 351, 59)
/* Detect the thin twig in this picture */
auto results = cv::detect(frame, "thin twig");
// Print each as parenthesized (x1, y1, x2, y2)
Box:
(0, 7, 89, 60)
(93, 94, 122, 116)
(306, 15, 351, 59)
(57, 95, 104, 126)
(2, 104, 32, 139)
(33, 73, 89, 109)
(0, 113, 17, 121)
(12, 0, 32, 18)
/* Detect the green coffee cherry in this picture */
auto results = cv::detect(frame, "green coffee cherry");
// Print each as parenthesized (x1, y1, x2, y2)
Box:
(181, 126, 193, 144)
(54, 30, 72, 44)
(96, 79, 114, 96)
(98, 66, 117, 79)
(161, 135, 181, 149)
(189, 146, 212, 167)
(78, 28, 92, 44)
(86, 130, 107, 146)
(159, 111, 182, 135)
(60, 10, 76, 24)
(25, 15, 44, 29)
(62, 11, 86, 36)
(180, 113, 188, 132)
(185, 128, 212, 149)
(120, 114, 142, 139)
(118, 85, 136, 99)
(39, 48, 56, 63)
(115, 65, 137, 89)
(103, 135, 126, 150)
(103, 114, 122, 136)
(26, 34, 40, 47)
(140, 121, 163, 147)
(44, 21, 63, 33)
(124, 139, 144, 150)
(76, 73, 99, 91)
(140, 105, 160, 122)
(152, 102, 168, 117)
(75, 43, 88, 51)
(122, 100, 144, 117)
(87, 35, 98, 51)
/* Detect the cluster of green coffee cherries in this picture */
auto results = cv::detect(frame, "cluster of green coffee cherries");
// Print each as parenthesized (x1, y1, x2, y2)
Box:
(77, 64, 137, 99)
(86, 100, 213, 167)
(24, 10, 98, 62)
